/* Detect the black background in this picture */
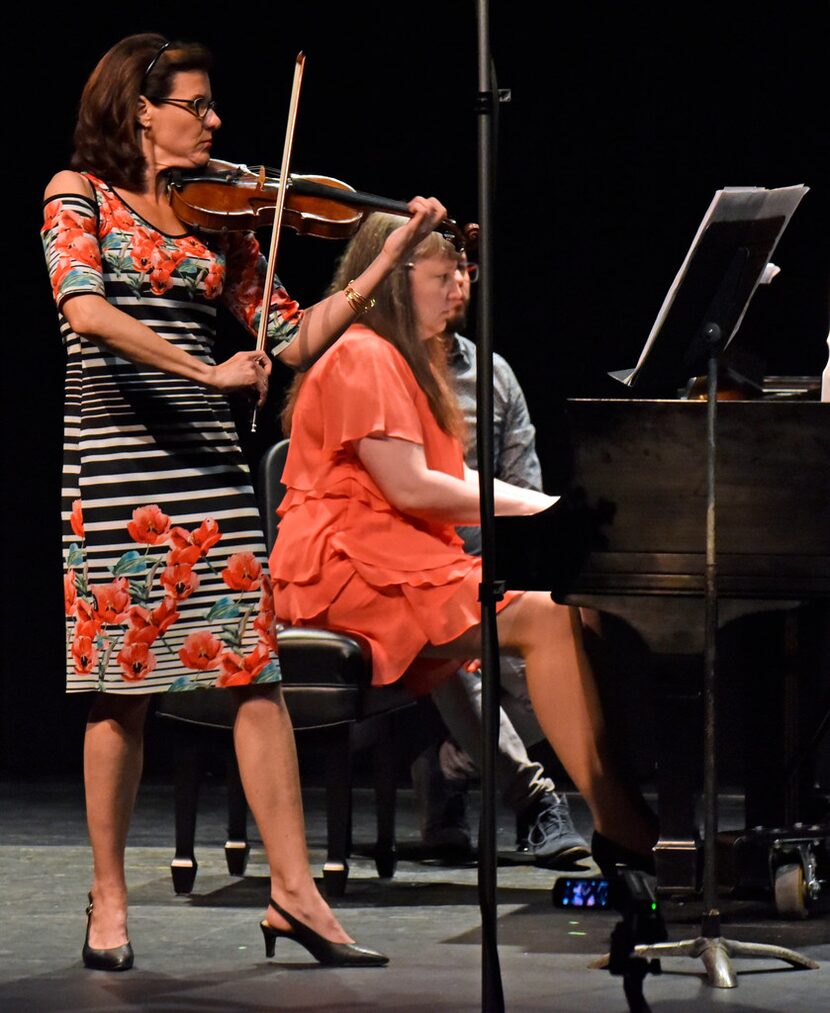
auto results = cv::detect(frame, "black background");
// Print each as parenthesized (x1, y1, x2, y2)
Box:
(3, 2, 828, 775)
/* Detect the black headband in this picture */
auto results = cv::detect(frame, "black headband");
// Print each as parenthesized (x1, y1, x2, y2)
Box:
(141, 41, 170, 93)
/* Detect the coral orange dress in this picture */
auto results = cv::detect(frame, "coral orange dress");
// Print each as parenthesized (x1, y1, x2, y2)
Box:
(269, 325, 522, 688)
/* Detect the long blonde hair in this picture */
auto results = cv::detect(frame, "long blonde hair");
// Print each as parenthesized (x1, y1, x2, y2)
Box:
(281, 213, 465, 440)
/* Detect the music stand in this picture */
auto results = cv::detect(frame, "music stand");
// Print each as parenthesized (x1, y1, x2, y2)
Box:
(611, 187, 818, 988)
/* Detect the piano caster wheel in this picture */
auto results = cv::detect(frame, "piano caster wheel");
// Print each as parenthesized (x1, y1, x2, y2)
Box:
(775, 862, 810, 919)
(322, 861, 348, 898)
(772, 837, 825, 919)
(171, 856, 198, 894)
(224, 839, 250, 877)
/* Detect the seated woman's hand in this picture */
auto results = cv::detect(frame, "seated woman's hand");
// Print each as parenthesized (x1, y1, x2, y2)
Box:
(209, 350, 271, 407)
(489, 475, 559, 517)
(516, 488, 559, 516)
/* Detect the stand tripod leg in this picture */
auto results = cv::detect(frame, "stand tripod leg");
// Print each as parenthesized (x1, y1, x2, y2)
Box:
(699, 939, 737, 989)
(633, 934, 819, 989)
(725, 937, 820, 971)
(632, 937, 737, 988)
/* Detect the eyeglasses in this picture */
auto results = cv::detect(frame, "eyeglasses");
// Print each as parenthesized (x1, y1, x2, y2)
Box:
(405, 261, 480, 285)
(153, 96, 218, 121)
(405, 263, 464, 289)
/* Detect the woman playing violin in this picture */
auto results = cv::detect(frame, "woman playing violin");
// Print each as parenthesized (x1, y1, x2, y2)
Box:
(42, 32, 446, 970)
(273, 213, 658, 878)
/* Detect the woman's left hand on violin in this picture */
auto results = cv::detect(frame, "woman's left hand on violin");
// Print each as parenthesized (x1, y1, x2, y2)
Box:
(382, 197, 448, 264)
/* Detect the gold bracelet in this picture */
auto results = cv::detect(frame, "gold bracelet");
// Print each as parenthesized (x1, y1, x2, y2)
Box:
(343, 280, 376, 317)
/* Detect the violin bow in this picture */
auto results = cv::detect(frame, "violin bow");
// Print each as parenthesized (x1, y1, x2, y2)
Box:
(251, 51, 306, 433)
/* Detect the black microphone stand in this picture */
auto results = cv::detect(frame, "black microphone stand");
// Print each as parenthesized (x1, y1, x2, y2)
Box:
(475, 2, 506, 1010)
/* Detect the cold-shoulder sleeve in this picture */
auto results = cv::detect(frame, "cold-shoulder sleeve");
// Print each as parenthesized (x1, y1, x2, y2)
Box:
(41, 194, 105, 309)
(220, 231, 303, 355)
(319, 331, 425, 453)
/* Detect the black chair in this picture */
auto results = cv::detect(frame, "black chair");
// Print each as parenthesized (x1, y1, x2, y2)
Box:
(156, 440, 414, 897)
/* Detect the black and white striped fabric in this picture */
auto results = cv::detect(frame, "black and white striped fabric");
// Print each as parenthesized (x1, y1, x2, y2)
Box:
(42, 176, 299, 693)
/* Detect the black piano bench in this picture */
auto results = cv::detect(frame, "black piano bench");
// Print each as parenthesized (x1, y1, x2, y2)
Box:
(156, 626, 415, 897)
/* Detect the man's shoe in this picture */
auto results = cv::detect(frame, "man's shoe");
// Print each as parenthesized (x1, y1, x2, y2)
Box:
(525, 793, 591, 867)
(422, 825, 474, 863)
(412, 743, 473, 863)
(515, 809, 532, 853)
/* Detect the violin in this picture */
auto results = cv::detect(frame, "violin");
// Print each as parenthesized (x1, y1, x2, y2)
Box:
(167, 159, 478, 251)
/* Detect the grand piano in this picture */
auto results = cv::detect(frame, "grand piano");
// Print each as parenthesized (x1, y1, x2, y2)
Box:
(497, 396, 830, 893)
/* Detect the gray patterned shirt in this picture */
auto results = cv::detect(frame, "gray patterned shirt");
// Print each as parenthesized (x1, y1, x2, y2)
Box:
(447, 333, 542, 554)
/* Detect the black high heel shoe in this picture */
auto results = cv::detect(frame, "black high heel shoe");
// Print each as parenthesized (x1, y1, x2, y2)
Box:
(82, 893, 134, 971)
(591, 831, 655, 881)
(260, 897, 388, 967)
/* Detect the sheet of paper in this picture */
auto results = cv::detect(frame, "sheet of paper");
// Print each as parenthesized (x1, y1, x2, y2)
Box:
(617, 184, 808, 386)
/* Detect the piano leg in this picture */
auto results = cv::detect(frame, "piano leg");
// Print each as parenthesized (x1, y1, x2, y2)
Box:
(739, 606, 828, 829)
(652, 655, 702, 894)
(583, 612, 706, 893)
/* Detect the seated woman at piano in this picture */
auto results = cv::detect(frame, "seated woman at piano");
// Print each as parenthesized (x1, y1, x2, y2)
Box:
(270, 212, 657, 873)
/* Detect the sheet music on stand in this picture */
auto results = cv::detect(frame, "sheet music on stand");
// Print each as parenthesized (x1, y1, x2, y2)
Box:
(611, 185, 808, 392)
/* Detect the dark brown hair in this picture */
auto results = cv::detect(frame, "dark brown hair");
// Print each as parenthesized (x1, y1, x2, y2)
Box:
(71, 33, 212, 191)
(282, 213, 465, 441)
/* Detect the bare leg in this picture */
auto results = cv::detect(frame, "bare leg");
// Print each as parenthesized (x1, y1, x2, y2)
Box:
(422, 593, 656, 856)
(230, 685, 352, 942)
(84, 693, 151, 949)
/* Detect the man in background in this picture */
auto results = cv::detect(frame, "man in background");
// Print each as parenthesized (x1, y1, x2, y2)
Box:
(413, 256, 590, 867)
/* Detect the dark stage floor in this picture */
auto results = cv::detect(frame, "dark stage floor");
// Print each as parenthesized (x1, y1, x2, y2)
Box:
(0, 779, 828, 1012)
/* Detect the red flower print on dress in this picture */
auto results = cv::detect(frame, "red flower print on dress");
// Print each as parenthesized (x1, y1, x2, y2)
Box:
(125, 597, 180, 646)
(203, 262, 225, 300)
(127, 504, 171, 545)
(222, 552, 263, 592)
(124, 613, 157, 646)
(130, 227, 163, 273)
(117, 643, 157, 682)
(179, 630, 224, 670)
(50, 207, 86, 230)
(149, 245, 188, 296)
(190, 517, 222, 552)
(217, 643, 271, 686)
(253, 613, 278, 653)
(75, 599, 101, 639)
(70, 499, 84, 539)
(176, 236, 209, 258)
(50, 259, 75, 299)
(167, 543, 201, 566)
(72, 635, 99, 675)
(69, 207, 97, 231)
(161, 563, 201, 601)
(150, 597, 180, 633)
(52, 210, 101, 269)
(42, 199, 63, 231)
(151, 595, 180, 628)
(65, 570, 77, 615)
(273, 285, 302, 326)
(93, 187, 117, 235)
(253, 574, 278, 651)
(92, 577, 132, 625)
(168, 519, 222, 565)
(109, 204, 136, 235)
(148, 263, 175, 296)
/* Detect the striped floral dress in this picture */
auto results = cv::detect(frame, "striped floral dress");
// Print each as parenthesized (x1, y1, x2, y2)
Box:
(42, 173, 298, 693)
